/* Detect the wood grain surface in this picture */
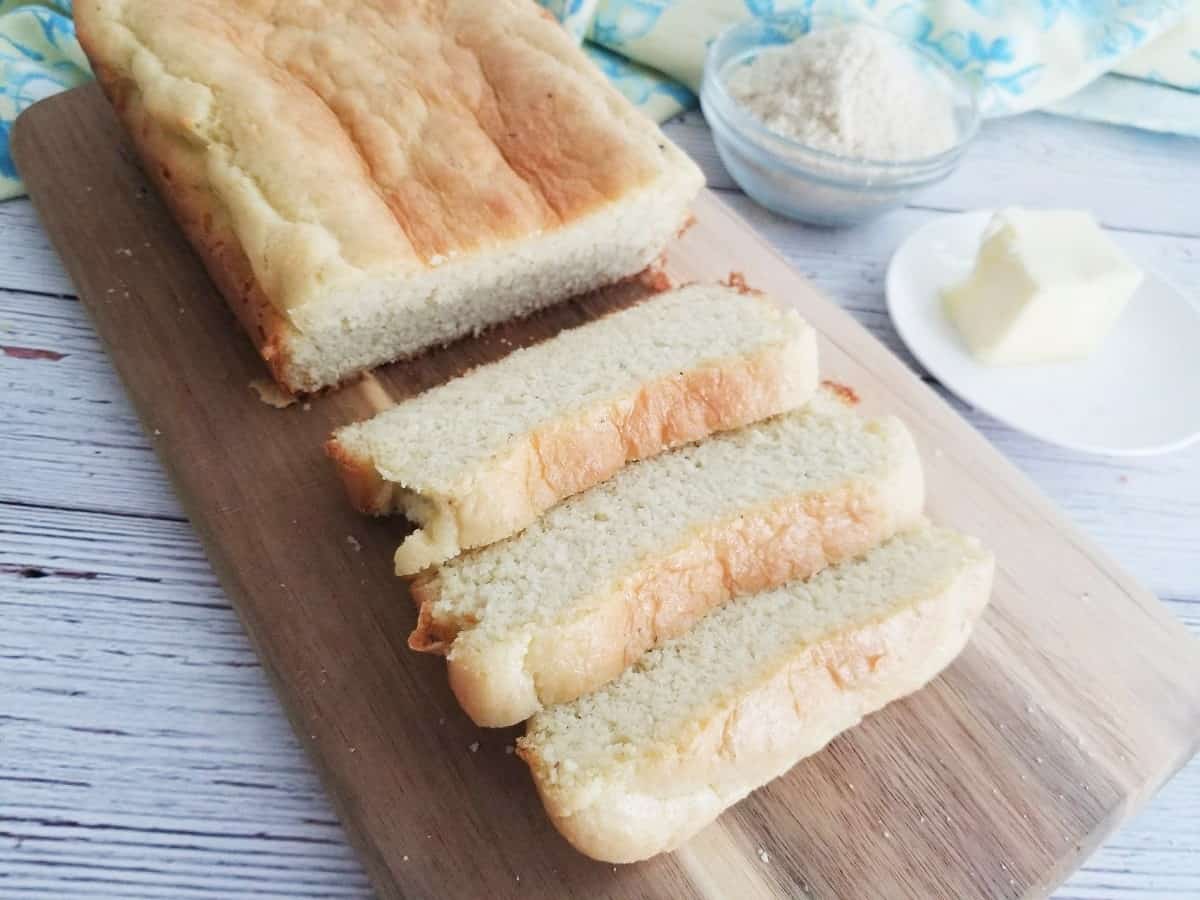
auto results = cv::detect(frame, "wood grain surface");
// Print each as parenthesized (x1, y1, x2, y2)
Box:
(10, 84, 1200, 900)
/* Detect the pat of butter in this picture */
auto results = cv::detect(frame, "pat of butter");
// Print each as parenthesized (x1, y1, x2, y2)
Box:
(944, 208, 1143, 365)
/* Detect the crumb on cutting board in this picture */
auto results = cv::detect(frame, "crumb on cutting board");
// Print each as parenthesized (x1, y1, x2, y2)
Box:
(250, 378, 297, 409)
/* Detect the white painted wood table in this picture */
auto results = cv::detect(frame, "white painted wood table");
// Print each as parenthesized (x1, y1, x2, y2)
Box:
(1, 110, 1197, 899)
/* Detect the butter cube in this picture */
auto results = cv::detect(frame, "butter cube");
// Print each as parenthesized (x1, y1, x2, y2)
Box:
(944, 208, 1143, 365)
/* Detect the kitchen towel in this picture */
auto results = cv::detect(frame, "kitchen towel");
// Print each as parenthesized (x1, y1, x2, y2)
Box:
(0, 1, 1196, 199)
(541, 0, 1200, 130)
(0, 0, 88, 200)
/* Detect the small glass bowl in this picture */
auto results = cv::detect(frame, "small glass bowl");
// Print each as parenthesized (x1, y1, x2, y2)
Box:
(700, 16, 981, 227)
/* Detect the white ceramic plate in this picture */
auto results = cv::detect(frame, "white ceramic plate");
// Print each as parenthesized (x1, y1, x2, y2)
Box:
(886, 210, 1200, 456)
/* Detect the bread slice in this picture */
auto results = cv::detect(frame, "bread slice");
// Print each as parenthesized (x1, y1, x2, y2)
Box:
(410, 390, 924, 727)
(76, 0, 704, 393)
(329, 285, 818, 575)
(518, 525, 994, 863)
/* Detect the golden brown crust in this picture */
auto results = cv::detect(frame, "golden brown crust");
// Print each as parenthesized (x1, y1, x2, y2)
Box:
(76, 1, 702, 391)
(377, 323, 816, 576)
(80, 51, 301, 388)
(527, 481, 919, 708)
(408, 577, 451, 653)
(78, 0, 672, 279)
(324, 438, 396, 517)
(428, 451, 923, 727)
(519, 549, 995, 863)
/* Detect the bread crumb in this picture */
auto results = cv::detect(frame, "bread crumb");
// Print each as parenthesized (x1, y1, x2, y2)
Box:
(438, 717, 446, 726)
(882, 829, 891, 839)
(249, 378, 297, 408)
(722, 272, 756, 294)
(348, 746, 356, 753)
(402, 855, 409, 861)
(757, 847, 770, 863)
(115, 247, 133, 257)
(345, 535, 362, 552)
(469, 741, 480, 753)
(821, 379, 860, 406)
(302, 402, 312, 411)
(505, 745, 515, 755)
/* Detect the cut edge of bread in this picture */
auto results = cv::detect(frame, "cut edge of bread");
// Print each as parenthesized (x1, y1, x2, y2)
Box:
(329, 300, 819, 576)
(409, 407, 925, 727)
(517, 525, 994, 863)
(276, 150, 705, 392)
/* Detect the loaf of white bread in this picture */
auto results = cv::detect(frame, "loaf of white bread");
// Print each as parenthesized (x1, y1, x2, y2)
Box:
(76, 0, 704, 392)
(519, 525, 994, 863)
(411, 390, 924, 726)
(329, 285, 818, 575)
(75, 0, 991, 870)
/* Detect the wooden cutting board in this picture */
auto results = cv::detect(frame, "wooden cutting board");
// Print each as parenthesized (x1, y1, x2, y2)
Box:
(13, 84, 1200, 900)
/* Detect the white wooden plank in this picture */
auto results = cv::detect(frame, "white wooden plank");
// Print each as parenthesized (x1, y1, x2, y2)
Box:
(0, 505, 372, 899)
(662, 112, 1200, 237)
(0, 199, 78, 297)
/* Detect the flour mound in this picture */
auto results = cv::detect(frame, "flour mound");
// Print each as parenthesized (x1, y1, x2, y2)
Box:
(724, 24, 959, 162)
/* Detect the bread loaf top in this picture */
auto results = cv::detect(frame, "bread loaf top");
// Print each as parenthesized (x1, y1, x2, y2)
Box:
(76, 0, 698, 324)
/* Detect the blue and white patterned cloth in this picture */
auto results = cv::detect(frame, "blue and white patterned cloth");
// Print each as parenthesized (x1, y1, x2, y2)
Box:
(542, 0, 1200, 129)
(0, 0, 88, 199)
(0, 0, 1196, 199)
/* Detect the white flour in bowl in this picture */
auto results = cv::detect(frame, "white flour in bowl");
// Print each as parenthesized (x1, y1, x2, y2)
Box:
(723, 24, 958, 162)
